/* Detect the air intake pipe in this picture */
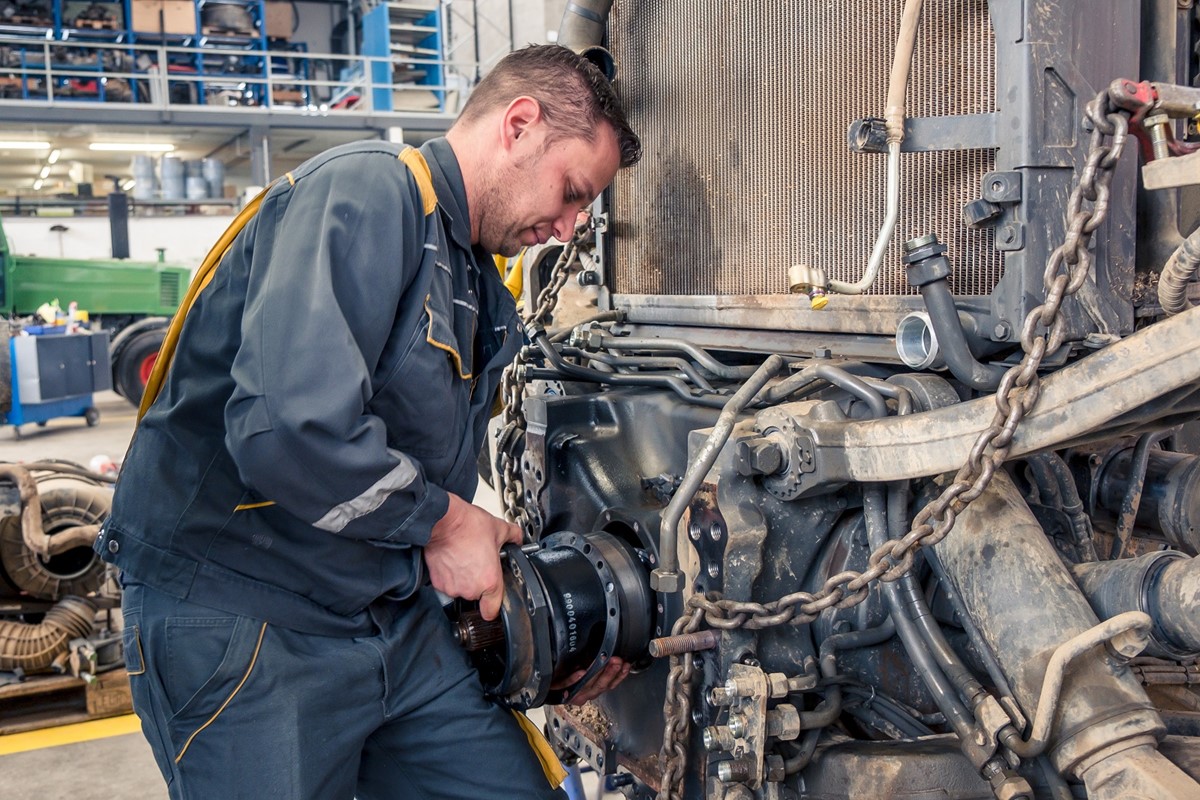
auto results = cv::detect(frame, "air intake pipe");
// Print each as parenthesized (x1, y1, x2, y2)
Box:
(1071, 551, 1200, 660)
(934, 471, 1199, 797)
(557, 1, 615, 78)
(0, 596, 96, 672)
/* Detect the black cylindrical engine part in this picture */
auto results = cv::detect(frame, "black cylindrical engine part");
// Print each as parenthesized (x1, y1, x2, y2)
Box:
(1093, 448, 1200, 553)
(452, 530, 653, 710)
(1072, 551, 1200, 659)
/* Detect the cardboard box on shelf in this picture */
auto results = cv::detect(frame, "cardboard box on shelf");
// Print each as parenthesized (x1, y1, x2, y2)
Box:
(264, 1, 295, 39)
(161, 0, 197, 34)
(130, 0, 196, 35)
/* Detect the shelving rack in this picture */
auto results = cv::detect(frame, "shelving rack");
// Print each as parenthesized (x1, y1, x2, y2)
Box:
(361, 0, 444, 112)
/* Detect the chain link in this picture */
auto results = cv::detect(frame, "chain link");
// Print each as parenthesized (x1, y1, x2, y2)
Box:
(656, 91, 1133, 799)
(495, 235, 584, 531)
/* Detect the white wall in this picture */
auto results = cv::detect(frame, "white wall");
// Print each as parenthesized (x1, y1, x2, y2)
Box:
(4, 215, 236, 271)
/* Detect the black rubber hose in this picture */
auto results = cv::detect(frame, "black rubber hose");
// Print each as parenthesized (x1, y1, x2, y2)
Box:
(888, 483, 988, 711)
(1112, 432, 1169, 559)
(916, 279, 1007, 391)
(1159, 225, 1200, 316)
(923, 546, 1022, 711)
(594, 334, 760, 380)
(527, 329, 730, 408)
(863, 486, 977, 741)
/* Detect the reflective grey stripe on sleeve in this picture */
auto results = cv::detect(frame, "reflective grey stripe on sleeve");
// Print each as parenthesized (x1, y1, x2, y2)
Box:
(312, 449, 421, 533)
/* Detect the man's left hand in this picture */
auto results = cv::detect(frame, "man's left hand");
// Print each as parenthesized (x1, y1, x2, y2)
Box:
(554, 657, 632, 706)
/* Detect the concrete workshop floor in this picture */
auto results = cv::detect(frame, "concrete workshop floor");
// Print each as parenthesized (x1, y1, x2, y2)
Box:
(0, 391, 611, 799)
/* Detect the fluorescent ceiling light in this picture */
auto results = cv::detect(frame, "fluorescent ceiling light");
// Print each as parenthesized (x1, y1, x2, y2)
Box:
(38, 166, 50, 179)
(0, 141, 51, 150)
(47, 149, 61, 164)
(32, 179, 43, 190)
(89, 142, 175, 153)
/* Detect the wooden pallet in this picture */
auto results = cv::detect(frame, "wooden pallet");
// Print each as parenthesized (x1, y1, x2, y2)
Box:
(0, 670, 132, 735)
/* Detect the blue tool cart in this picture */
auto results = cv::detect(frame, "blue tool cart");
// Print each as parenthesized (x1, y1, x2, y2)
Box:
(2, 329, 111, 434)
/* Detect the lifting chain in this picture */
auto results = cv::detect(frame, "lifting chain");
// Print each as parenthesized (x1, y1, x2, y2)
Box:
(496, 231, 586, 532)
(656, 90, 1134, 800)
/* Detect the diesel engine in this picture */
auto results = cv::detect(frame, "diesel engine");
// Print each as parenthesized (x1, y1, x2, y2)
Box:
(455, 2, 1200, 798)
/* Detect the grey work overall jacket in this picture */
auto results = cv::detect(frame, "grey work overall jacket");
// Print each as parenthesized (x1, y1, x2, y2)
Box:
(97, 138, 522, 637)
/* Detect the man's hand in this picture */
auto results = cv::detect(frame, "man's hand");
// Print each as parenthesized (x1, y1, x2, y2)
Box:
(554, 657, 632, 706)
(425, 493, 522, 620)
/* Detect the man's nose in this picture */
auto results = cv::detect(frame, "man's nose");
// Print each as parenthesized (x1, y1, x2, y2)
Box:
(551, 207, 576, 241)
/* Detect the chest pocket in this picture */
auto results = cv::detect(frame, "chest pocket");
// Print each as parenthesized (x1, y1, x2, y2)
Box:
(372, 194, 477, 464)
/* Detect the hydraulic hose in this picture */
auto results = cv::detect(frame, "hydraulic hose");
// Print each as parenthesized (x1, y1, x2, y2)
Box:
(0, 596, 96, 672)
(1023, 453, 1098, 562)
(651, 355, 786, 592)
(561, 347, 716, 391)
(827, 0, 922, 295)
(590, 334, 760, 380)
(862, 486, 977, 743)
(528, 326, 729, 408)
(0, 464, 100, 558)
(1158, 225, 1200, 316)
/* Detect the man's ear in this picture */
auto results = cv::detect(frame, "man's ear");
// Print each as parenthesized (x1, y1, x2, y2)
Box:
(500, 96, 544, 154)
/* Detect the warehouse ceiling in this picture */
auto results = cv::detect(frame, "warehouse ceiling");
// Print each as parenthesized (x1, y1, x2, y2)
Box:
(0, 122, 385, 201)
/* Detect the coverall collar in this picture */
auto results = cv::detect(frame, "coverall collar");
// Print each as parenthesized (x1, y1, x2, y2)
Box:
(420, 137, 474, 254)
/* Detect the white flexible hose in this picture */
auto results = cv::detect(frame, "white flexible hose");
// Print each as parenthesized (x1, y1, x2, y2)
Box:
(829, 0, 923, 296)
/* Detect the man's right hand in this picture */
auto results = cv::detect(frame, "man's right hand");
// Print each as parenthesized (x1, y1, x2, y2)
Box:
(425, 493, 522, 620)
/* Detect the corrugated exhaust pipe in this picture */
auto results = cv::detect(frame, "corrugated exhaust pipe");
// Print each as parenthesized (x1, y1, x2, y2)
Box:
(0, 596, 96, 672)
(557, 1, 615, 78)
(0, 464, 100, 558)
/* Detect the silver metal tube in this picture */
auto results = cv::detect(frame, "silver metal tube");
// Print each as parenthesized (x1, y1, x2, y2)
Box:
(651, 355, 786, 592)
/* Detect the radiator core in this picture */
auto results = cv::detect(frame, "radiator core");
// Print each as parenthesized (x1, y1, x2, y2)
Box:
(608, 0, 1000, 298)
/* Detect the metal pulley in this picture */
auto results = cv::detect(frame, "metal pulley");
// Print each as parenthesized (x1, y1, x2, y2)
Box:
(449, 530, 655, 710)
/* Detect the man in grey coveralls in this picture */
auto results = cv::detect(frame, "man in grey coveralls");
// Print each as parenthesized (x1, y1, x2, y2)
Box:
(96, 44, 641, 799)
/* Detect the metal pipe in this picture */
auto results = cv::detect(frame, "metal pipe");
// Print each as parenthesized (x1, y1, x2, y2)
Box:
(561, 347, 716, 391)
(651, 355, 786, 592)
(934, 470, 1180, 786)
(556, 1, 615, 78)
(0, 464, 100, 558)
(527, 327, 729, 407)
(998, 611, 1152, 759)
(826, 0, 922, 295)
(523, 366, 729, 409)
(763, 365, 887, 417)
(593, 334, 760, 380)
(828, 142, 901, 296)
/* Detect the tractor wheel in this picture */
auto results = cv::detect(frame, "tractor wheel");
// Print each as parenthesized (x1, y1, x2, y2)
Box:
(114, 328, 165, 405)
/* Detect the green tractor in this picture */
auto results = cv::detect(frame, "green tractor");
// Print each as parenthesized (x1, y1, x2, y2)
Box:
(0, 211, 189, 404)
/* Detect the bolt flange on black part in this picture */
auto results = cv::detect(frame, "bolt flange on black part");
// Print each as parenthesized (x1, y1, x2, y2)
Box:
(450, 530, 653, 710)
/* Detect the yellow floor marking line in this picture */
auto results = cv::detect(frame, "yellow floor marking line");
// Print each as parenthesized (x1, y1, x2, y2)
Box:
(0, 714, 142, 756)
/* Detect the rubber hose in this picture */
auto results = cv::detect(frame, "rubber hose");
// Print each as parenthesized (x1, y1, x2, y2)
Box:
(1159, 226, 1200, 316)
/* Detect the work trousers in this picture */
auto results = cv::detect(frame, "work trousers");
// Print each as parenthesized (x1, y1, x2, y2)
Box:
(121, 579, 566, 800)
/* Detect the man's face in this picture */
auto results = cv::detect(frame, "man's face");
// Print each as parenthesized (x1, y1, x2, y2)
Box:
(479, 122, 621, 257)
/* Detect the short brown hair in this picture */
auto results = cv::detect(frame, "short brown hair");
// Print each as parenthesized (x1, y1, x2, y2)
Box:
(455, 44, 642, 168)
